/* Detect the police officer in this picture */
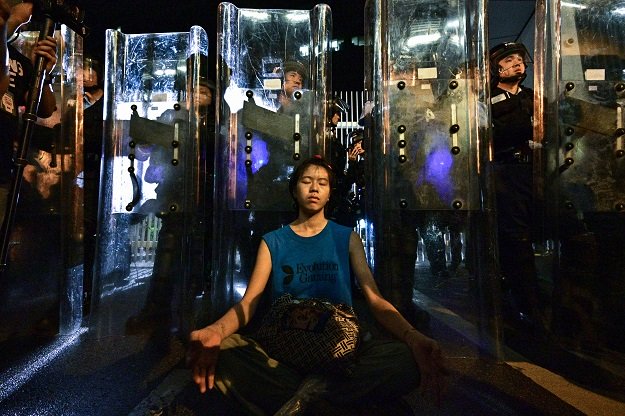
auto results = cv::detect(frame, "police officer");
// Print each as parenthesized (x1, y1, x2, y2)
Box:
(277, 59, 308, 114)
(327, 96, 349, 170)
(490, 42, 538, 163)
(325, 96, 352, 223)
(332, 128, 366, 228)
(489, 42, 544, 332)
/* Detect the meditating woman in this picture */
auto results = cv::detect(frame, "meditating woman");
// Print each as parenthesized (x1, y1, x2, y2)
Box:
(187, 156, 447, 415)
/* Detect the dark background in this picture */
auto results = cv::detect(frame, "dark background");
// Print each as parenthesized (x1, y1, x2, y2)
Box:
(78, 1, 536, 92)
(81, 0, 367, 91)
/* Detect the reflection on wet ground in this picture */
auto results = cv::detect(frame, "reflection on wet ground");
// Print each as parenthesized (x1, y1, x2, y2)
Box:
(412, 258, 625, 406)
(1, 258, 624, 415)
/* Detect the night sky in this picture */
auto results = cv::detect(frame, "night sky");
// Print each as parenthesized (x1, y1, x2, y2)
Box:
(81, 0, 367, 91)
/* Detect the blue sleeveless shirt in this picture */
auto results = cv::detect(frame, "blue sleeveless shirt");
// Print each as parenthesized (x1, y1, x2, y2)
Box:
(262, 220, 353, 305)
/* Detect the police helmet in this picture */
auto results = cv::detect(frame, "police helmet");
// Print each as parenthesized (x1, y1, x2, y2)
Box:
(349, 129, 364, 145)
(282, 60, 308, 81)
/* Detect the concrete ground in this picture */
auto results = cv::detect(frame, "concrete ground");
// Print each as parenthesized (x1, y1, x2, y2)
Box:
(1, 287, 623, 416)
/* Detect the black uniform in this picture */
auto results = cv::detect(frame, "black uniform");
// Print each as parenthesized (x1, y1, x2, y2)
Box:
(491, 84, 542, 325)
(491, 86, 534, 165)
(331, 155, 365, 229)
(491, 85, 534, 238)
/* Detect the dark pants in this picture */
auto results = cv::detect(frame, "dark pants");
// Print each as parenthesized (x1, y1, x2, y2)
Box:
(494, 163, 541, 320)
(215, 334, 419, 415)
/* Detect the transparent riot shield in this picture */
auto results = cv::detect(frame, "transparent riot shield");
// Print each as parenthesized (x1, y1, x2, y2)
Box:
(211, 3, 331, 319)
(365, 0, 500, 351)
(537, 1, 625, 361)
(0, 27, 82, 343)
(92, 27, 209, 339)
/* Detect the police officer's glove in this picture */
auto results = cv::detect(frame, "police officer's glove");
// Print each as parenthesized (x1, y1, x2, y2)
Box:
(528, 140, 543, 150)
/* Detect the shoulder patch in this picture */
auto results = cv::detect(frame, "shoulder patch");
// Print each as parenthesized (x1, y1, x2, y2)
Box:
(491, 93, 507, 105)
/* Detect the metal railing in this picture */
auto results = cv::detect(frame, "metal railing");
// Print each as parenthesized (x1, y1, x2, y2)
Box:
(129, 214, 161, 266)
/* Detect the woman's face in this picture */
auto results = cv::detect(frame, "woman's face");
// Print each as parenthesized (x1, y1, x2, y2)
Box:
(294, 164, 331, 214)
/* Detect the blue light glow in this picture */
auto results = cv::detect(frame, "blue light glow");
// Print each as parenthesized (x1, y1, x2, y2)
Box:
(418, 143, 454, 204)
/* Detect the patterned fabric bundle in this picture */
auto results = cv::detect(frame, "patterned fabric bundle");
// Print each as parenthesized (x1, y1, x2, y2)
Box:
(255, 293, 360, 375)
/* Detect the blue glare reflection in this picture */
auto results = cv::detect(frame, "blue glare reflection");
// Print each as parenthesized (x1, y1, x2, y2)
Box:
(251, 139, 269, 174)
(419, 144, 454, 204)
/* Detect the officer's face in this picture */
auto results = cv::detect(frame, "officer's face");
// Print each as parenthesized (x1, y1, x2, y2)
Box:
(497, 53, 525, 78)
(83, 66, 99, 89)
(195, 85, 212, 108)
(283, 70, 303, 97)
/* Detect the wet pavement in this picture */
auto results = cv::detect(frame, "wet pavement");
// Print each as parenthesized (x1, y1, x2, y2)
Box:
(1, 258, 624, 415)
